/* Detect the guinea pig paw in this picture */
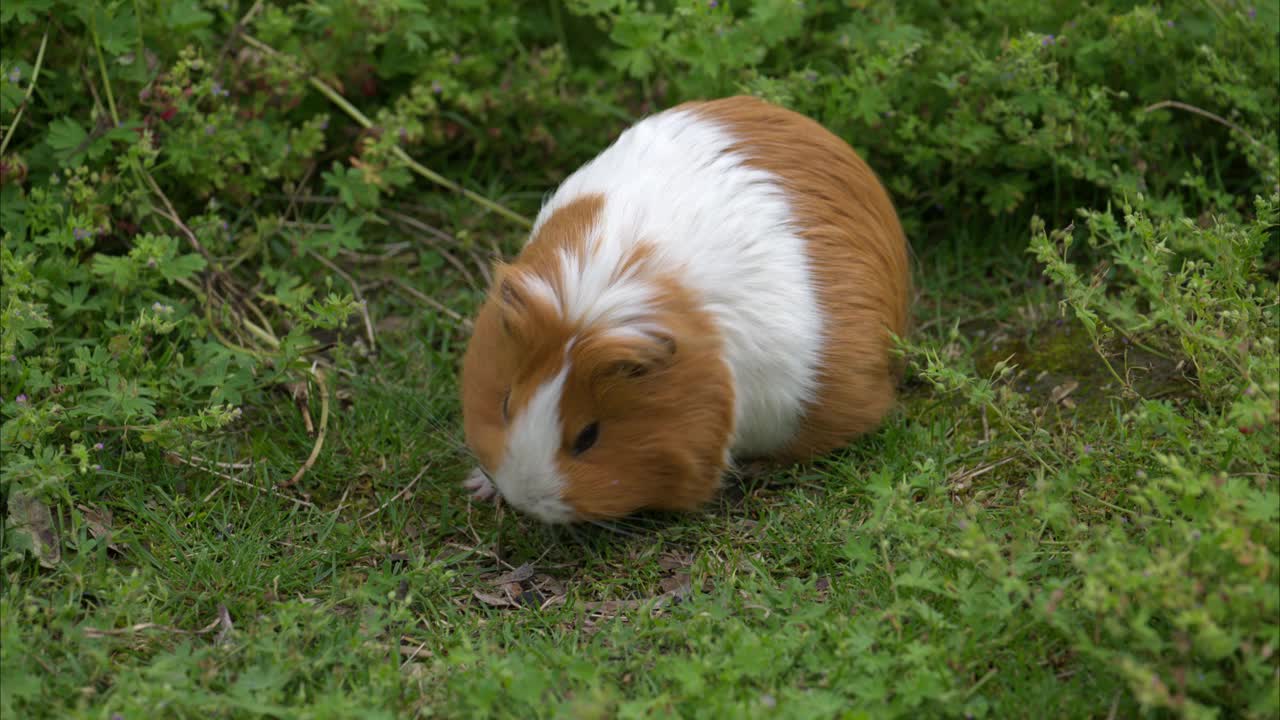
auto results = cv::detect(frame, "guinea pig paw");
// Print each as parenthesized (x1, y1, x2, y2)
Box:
(463, 467, 497, 501)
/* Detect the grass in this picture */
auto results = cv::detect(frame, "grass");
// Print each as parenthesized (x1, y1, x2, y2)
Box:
(8, 203, 1260, 719)
(2, 2, 1277, 715)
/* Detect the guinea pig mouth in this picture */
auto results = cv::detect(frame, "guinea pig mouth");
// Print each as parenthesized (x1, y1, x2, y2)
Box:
(490, 472, 577, 525)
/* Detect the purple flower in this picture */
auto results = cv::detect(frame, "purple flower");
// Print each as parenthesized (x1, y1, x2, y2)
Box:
(7, 67, 20, 84)
(93, 464, 103, 472)
(1042, 35, 1055, 46)
(319, 118, 329, 130)
(211, 81, 227, 97)
(94, 442, 105, 451)
(16, 394, 28, 404)
(1083, 444, 1092, 454)
(1166, 19, 1174, 28)
(152, 301, 165, 312)
(708, 0, 718, 6)
(205, 124, 216, 136)
(73, 227, 90, 241)
(1248, 6, 1256, 19)
(432, 80, 443, 95)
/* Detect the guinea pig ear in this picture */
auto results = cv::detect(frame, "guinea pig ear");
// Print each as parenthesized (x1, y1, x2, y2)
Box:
(594, 325, 678, 379)
(492, 264, 535, 338)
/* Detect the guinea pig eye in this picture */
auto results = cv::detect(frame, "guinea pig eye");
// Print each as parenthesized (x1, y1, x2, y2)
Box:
(570, 422, 599, 456)
(501, 392, 511, 422)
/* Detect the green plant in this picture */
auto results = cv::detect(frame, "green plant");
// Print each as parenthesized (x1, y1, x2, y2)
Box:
(1, 0, 1276, 717)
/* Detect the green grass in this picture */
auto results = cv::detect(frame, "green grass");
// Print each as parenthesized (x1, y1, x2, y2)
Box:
(6, 205, 1273, 719)
(2, 1, 1278, 717)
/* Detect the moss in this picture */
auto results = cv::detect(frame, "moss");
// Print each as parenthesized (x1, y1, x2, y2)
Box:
(974, 319, 1198, 423)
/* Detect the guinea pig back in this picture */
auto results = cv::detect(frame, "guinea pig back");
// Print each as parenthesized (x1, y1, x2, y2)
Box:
(460, 95, 910, 523)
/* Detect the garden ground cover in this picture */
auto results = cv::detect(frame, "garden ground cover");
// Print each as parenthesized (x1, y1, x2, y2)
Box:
(1, 1, 1277, 718)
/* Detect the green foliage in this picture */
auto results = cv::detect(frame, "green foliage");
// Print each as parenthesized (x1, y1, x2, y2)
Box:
(0, 0, 1276, 717)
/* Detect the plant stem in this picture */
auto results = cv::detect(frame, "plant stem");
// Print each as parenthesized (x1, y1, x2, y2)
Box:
(90, 22, 121, 127)
(238, 33, 533, 229)
(0, 30, 50, 156)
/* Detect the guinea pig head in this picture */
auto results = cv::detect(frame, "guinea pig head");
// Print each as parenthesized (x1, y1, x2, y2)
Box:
(460, 260, 734, 524)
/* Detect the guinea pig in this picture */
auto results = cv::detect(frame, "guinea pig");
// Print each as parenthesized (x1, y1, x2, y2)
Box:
(459, 95, 910, 524)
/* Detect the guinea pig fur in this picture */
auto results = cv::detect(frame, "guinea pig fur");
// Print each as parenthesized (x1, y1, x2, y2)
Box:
(460, 95, 911, 524)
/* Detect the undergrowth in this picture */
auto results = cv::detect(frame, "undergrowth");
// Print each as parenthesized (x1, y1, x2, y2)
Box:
(1, 1, 1277, 718)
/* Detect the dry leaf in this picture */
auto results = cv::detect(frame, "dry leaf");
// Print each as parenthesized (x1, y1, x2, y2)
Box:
(77, 504, 120, 552)
(8, 493, 60, 568)
(494, 563, 535, 585)
(472, 590, 517, 608)
(1049, 379, 1080, 404)
(215, 604, 235, 647)
(658, 552, 692, 571)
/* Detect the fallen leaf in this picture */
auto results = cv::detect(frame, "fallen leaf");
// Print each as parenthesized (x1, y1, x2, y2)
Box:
(8, 493, 60, 568)
(658, 552, 692, 571)
(472, 590, 517, 608)
(1049, 379, 1080, 404)
(494, 563, 535, 585)
(77, 504, 121, 552)
(659, 572, 691, 595)
(215, 604, 234, 647)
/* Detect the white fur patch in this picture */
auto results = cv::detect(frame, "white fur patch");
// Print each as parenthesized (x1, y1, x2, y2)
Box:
(527, 105, 824, 457)
(493, 363, 574, 523)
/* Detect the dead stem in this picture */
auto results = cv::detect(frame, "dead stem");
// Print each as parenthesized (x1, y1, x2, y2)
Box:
(1143, 100, 1273, 156)
(169, 451, 317, 509)
(384, 210, 480, 290)
(390, 277, 472, 329)
(238, 33, 532, 228)
(309, 250, 378, 352)
(358, 463, 431, 521)
(83, 613, 223, 639)
(281, 364, 330, 489)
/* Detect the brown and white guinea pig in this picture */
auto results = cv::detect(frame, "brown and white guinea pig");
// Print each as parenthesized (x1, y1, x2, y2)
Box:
(459, 95, 910, 524)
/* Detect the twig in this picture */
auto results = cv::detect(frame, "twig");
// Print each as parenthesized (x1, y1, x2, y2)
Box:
(280, 365, 330, 489)
(168, 451, 317, 509)
(399, 638, 432, 669)
(218, 0, 264, 68)
(83, 613, 223, 638)
(308, 250, 377, 352)
(359, 464, 430, 521)
(385, 210, 480, 290)
(444, 541, 518, 572)
(949, 456, 1016, 486)
(293, 381, 315, 435)
(237, 33, 532, 229)
(0, 30, 49, 156)
(391, 277, 472, 329)
(184, 453, 253, 471)
(1143, 100, 1273, 156)
(140, 170, 214, 261)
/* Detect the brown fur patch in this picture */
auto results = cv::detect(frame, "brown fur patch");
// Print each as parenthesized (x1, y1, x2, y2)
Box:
(683, 95, 912, 460)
